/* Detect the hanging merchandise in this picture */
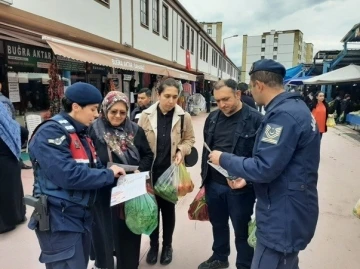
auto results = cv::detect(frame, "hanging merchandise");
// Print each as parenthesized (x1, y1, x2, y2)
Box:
(48, 59, 64, 116)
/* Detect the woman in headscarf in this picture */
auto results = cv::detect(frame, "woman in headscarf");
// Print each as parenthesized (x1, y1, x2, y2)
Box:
(0, 102, 26, 234)
(89, 91, 153, 269)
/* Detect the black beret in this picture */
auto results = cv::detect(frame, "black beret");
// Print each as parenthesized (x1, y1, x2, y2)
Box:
(65, 82, 102, 105)
(249, 59, 286, 78)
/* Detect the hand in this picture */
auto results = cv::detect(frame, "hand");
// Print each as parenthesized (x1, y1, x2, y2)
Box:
(174, 151, 183, 165)
(208, 150, 223, 165)
(134, 170, 140, 173)
(109, 165, 126, 178)
(227, 178, 247, 189)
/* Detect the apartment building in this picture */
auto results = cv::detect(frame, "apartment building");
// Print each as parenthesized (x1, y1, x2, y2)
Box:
(199, 21, 223, 47)
(241, 29, 313, 83)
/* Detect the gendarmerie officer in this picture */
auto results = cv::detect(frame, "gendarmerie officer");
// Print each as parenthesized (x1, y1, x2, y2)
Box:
(209, 59, 320, 269)
(27, 82, 125, 269)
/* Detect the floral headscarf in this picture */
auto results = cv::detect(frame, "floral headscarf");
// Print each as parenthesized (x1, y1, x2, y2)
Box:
(92, 91, 140, 165)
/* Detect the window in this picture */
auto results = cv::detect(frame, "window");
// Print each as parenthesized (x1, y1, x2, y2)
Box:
(261, 48, 265, 52)
(274, 37, 278, 43)
(190, 29, 194, 53)
(262, 38, 266, 44)
(273, 55, 277, 60)
(180, 20, 185, 48)
(186, 25, 190, 50)
(261, 56, 265, 60)
(200, 38, 203, 60)
(205, 43, 209, 62)
(162, 5, 168, 38)
(207, 28, 212, 35)
(140, 0, 149, 26)
(273, 47, 278, 52)
(152, 0, 159, 33)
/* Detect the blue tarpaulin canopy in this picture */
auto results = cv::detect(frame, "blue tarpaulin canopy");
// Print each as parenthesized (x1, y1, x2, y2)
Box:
(284, 64, 304, 81)
(284, 76, 313, 85)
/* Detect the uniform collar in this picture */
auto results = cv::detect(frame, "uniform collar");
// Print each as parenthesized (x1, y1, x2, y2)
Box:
(60, 112, 88, 134)
(265, 92, 301, 113)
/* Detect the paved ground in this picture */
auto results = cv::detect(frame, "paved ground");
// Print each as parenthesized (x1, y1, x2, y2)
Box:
(1, 111, 360, 269)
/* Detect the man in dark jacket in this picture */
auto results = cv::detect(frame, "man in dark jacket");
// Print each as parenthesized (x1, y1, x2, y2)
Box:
(209, 60, 320, 269)
(238, 82, 256, 109)
(198, 79, 263, 269)
(130, 88, 151, 123)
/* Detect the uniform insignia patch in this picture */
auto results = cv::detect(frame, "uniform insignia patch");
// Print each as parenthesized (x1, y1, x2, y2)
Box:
(48, 135, 66, 146)
(311, 114, 316, 132)
(261, 124, 283, 145)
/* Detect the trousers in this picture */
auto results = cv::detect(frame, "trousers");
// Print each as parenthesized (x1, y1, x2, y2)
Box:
(36, 230, 91, 269)
(251, 241, 299, 269)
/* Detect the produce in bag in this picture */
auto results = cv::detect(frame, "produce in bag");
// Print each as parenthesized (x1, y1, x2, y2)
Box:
(178, 164, 194, 196)
(353, 198, 360, 219)
(125, 193, 158, 235)
(188, 187, 209, 221)
(154, 164, 179, 204)
(247, 219, 257, 248)
(326, 115, 336, 127)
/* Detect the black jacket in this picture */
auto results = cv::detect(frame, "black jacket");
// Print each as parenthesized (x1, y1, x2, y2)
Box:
(201, 104, 263, 185)
(241, 95, 257, 109)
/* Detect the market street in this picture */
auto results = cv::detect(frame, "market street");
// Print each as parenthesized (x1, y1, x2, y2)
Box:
(1, 112, 360, 269)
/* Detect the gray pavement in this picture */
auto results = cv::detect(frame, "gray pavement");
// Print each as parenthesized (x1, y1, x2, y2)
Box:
(1, 111, 360, 269)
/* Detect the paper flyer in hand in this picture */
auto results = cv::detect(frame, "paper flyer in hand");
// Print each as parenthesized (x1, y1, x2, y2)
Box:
(207, 161, 230, 178)
(110, 172, 149, 206)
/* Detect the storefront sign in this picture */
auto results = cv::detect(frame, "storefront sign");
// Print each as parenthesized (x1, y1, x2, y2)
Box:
(6, 41, 53, 69)
(57, 56, 86, 72)
(123, 74, 132, 81)
(111, 58, 145, 71)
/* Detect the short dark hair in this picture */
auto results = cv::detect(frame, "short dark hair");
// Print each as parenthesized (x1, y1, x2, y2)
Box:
(250, 71, 283, 88)
(238, 82, 248, 93)
(158, 78, 180, 95)
(138, 88, 152, 97)
(61, 97, 86, 113)
(214, 79, 238, 91)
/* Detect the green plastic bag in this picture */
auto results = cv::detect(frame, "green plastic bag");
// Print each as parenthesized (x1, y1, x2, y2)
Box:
(248, 218, 257, 248)
(125, 193, 158, 235)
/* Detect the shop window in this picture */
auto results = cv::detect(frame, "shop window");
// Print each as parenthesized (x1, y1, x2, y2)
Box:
(152, 0, 159, 33)
(162, 5, 169, 39)
(180, 20, 185, 48)
(140, 0, 149, 27)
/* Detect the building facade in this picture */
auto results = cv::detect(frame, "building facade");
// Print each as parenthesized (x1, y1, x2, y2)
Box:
(241, 29, 313, 83)
(199, 22, 223, 48)
(0, 0, 239, 118)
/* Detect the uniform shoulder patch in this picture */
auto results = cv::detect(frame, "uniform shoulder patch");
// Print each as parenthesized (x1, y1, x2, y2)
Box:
(261, 123, 283, 145)
(48, 135, 66, 146)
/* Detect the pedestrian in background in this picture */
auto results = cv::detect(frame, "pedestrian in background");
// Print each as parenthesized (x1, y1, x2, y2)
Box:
(238, 82, 256, 109)
(131, 88, 152, 123)
(138, 77, 195, 266)
(0, 102, 26, 234)
(89, 91, 153, 269)
(310, 91, 329, 139)
(198, 79, 262, 269)
(209, 59, 320, 269)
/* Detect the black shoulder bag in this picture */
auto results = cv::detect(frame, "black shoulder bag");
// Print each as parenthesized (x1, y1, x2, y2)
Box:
(180, 115, 198, 167)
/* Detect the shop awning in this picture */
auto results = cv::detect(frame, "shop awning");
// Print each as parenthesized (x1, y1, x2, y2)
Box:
(42, 36, 197, 81)
(204, 73, 219, 82)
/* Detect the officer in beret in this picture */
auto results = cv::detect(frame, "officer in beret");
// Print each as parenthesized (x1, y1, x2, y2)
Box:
(27, 82, 126, 269)
(209, 59, 320, 269)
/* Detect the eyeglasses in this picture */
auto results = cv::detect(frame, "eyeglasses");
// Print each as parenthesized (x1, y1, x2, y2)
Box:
(109, 110, 127, 116)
